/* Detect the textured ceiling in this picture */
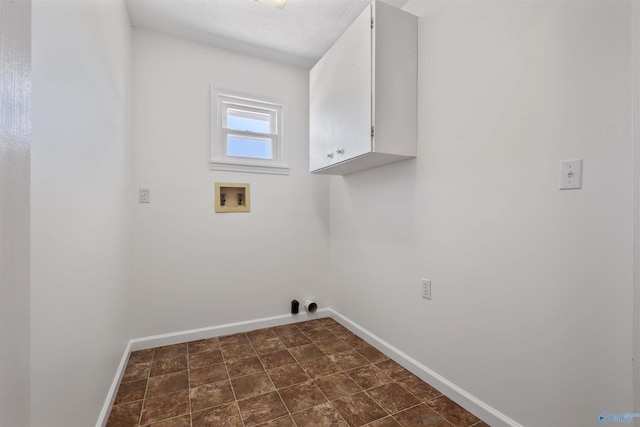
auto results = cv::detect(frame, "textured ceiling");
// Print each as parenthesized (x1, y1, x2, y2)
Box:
(126, 0, 408, 69)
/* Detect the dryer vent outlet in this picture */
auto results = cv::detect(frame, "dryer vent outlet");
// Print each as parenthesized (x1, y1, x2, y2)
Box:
(304, 299, 317, 313)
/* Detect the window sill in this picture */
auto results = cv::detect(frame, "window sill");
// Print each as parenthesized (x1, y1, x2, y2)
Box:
(209, 159, 290, 175)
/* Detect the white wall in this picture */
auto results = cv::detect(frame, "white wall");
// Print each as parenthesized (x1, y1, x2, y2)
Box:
(330, 1, 633, 426)
(31, 0, 133, 425)
(0, 0, 31, 425)
(131, 30, 329, 337)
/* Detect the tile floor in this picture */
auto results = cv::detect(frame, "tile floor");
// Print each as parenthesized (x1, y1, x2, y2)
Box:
(107, 318, 490, 427)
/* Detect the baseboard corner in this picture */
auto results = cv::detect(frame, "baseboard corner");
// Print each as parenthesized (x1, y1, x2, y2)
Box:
(95, 340, 132, 427)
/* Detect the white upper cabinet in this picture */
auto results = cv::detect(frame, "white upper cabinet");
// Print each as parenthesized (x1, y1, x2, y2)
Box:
(309, 1, 417, 175)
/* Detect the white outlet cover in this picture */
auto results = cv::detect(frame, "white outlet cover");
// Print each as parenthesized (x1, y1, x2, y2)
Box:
(139, 188, 151, 203)
(559, 159, 582, 190)
(421, 279, 431, 300)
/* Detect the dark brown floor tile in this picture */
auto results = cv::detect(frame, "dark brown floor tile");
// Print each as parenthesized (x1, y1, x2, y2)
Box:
(375, 360, 412, 381)
(190, 363, 228, 387)
(289, 344, 324, 361)
(146, 371, 189, 398)
(267, 363, 309, 388)
(187, 338, 220, 354)
(255, 415, 295, 426)
(190, 380, 236, 412)
(150, 356, 187, 377)
(237, 391, 288, 427)
(107, 401, 143, 427)
(142, 414, 191, 427)
(342, 334, 369, 349)
(259, 349, 296, 370)
(426, 396, 479, 427)
(219, 333, 250, 348)
(114, 379, 147, 405)
(227, 355, 264, 378)
(347, 365, 393, 390)
(333, 392, 387, 427)
(122, 362, 151, 383)
(252, 337, 287, 354)
(367, 383, 420, 414)
(368, 416, 401, 427)
(298, 355, 341, 379)
(231, 372, 276, 400)
(291, 402, 349, 427)
(316, 339, 352, 355)
(470, 423, 490, 427)
(279, 333, 311, 348)
(192, 402, 243, 427)
(189, 350, 224, 369)
(222, 342, 256, 362)
(314, 372, 362, 400)
(154, 344, 187, 360)
(357, 346, 388, 363)
(140, 390, 189, 425)
(278, 380, 328, 413)
(396, 376, 442, 402)
(272, 324, 301, 337)
(128, 349, 154, 366)
(247, 328, 277, 342)
(329, 332, 354, 343)
(316, 317, 338, 327)
(329, 351, 369, 371)
(325, 323, 351, 336)
(392, 404, 450, 427)
(304, 328, 337, 343)
(297, 320, 324, 333)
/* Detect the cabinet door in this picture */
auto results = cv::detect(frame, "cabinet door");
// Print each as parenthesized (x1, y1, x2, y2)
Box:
(310, 4, 372, 172)
(309, 56, 333, 171)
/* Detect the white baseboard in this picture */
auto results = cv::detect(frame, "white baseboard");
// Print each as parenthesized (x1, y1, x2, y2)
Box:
(96, 340, 132, 427)
(97, 307, 519, 427)
(129, 309, 331, 351)
(328, 308, 522, 427)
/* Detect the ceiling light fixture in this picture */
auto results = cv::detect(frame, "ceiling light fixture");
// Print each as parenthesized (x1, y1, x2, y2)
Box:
(255, 0, 286, 9)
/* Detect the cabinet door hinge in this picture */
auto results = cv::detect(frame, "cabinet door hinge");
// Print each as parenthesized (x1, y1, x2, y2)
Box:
(371, 18, 374, 29)
(371, 126, 375, 138)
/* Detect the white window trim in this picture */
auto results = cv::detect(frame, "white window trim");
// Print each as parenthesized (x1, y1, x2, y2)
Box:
(210, 88, 289, 175)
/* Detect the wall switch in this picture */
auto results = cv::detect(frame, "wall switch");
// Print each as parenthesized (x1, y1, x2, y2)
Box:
(559, 159, 583, 190)
(422, 279, 431, 300)
(139, 188, 150, 203)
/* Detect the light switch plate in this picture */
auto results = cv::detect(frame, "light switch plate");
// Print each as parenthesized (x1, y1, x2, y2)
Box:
(559, 159, 582, 190)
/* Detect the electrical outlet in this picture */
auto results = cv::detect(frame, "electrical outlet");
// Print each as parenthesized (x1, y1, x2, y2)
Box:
(422, 279, 431, 300)
(139, 188, 150, 203)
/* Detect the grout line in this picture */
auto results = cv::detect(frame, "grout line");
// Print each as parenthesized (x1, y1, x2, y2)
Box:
(277, 321, 352, 427)
(238, 331, 261, 427)
(186, 344, 192, 427)
(272, 323, 303, 425)
(138, 349, 154, 427)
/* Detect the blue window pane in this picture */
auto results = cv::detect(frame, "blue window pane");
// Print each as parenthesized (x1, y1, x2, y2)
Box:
(227, 109, 270, 133)
(227, 136, 272, 159)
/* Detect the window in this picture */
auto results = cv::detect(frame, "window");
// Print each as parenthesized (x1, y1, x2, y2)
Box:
(211, 89, 288, 174)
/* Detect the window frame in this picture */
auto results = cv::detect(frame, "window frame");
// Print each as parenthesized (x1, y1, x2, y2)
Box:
(210, 88, 289, 175)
